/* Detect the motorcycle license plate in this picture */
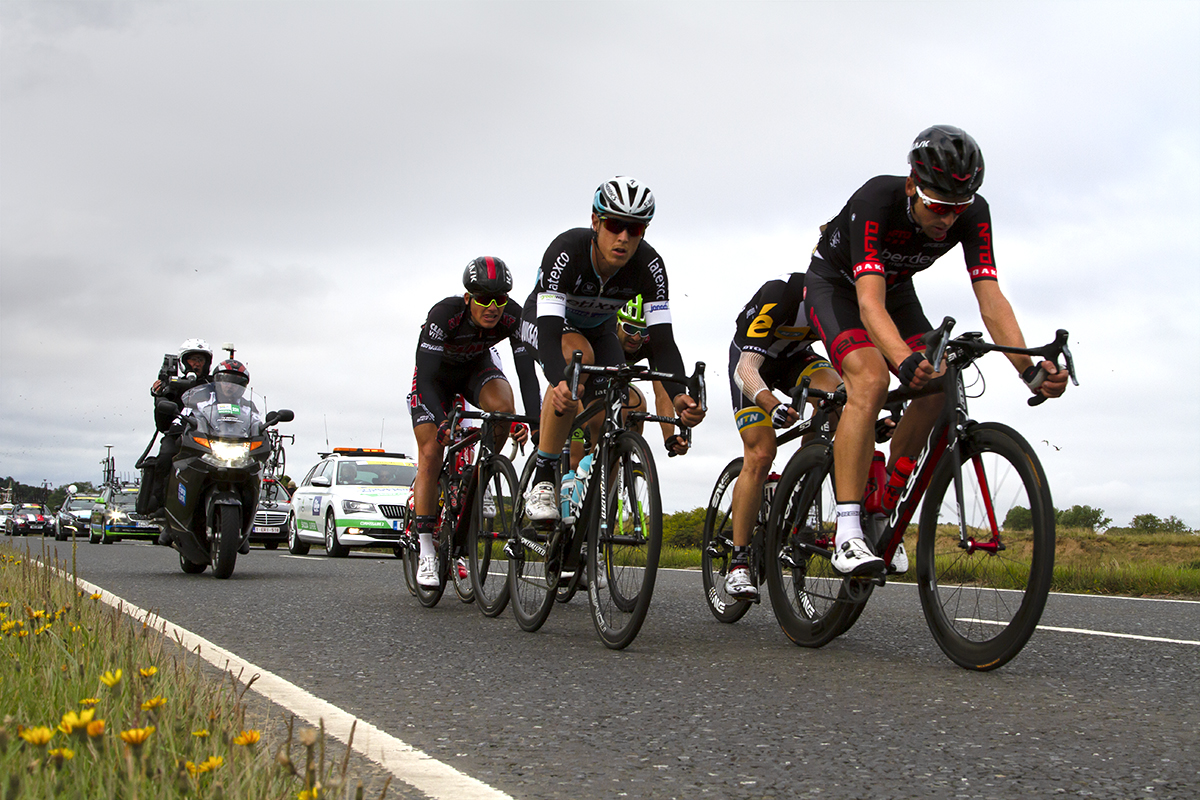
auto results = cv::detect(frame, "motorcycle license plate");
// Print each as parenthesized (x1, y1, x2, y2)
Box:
(254, 526, 280, 534)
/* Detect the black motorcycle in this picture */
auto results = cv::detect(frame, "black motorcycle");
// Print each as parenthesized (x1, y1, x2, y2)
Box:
(150, 380, 293, 578)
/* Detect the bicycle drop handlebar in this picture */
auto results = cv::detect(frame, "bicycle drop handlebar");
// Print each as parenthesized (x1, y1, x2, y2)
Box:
(921, 316, 1078, 407)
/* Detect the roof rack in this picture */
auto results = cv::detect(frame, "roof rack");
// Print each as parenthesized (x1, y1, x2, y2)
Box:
(318, 448, 411, 460)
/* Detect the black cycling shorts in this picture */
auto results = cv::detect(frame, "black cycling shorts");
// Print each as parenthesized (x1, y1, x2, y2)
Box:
(803, 259, 932, 374)
(408, 351, 506, 428)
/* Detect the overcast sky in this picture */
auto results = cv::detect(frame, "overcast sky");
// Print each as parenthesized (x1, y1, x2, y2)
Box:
(2, 0, 1197, 528)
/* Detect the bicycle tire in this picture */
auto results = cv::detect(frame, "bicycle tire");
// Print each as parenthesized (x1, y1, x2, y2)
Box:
(588, 430, 662, 650)
(469, 454, 517, 617)
(764, 442, 868, 648)
(701, 457, 753, 624)
(916, 422, 1055, 671)
(507, 454, 556, 632)
(555, 554, 584, 603)
(414, 473, 453, 608)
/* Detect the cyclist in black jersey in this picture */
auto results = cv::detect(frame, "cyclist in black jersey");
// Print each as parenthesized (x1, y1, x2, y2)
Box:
(408, 257, 539, 587)
(615, 295, 688, 454)
(804, 125, 1070, 576)
(723, 272, 841, 599)
(521, 176, 705, 521)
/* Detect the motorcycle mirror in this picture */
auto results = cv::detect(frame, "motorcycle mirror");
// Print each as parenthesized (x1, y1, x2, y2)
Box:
(266, 409, 295, 427)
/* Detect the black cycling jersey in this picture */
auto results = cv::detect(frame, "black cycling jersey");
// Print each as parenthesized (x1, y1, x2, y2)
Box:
(811, 175, 997, 288)
(412, 295, 540, 426)
(530, 228, 686, 393)
(732, 272, 821, 361)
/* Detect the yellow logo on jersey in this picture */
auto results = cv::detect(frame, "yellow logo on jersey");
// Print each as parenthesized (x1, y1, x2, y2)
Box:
(747, 303, 777, 338)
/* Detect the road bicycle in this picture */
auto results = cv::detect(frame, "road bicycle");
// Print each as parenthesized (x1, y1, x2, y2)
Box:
(702, 390, 899, 622)
(264, 430, 293, 480)
(401, 404, 534, 614)
(507, 353, 705, 649)
(765, 318, 1076, 670)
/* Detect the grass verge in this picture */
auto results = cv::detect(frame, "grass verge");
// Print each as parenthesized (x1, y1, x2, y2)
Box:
(0, 541, 392, 800)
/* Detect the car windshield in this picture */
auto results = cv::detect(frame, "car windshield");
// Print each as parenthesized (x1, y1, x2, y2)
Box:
(181, 382, 266, 438)
(111, 493, 138, 511)
(336, 460, 417, 486)
(68, 498, 95, 511)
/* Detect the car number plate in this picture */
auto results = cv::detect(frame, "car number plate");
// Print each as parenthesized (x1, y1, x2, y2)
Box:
(254, 526, 280, 534)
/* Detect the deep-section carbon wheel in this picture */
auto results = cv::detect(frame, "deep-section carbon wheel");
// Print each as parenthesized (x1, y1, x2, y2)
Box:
(469, 455, 517, 617)
(765, 443, 868, 648)
(702, 457, 752, 624)
(917, 422, 1055, 671)
(588, 431, 662, 650)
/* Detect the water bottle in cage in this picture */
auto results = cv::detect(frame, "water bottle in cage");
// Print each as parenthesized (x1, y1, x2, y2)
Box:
(763, 471, 781, 505)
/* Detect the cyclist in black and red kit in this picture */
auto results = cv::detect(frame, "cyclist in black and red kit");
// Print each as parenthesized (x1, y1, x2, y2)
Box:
(409, 257, 540, 587)
(805, 125, 1069, 576)
(520, 176, 705, 521)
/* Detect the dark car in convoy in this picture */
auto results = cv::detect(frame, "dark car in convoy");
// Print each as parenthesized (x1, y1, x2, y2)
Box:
(88, 486, 162, 544)
(250, 477, 292, 550)
(6, 503, 52, 536)
(55, 494, 102, 541)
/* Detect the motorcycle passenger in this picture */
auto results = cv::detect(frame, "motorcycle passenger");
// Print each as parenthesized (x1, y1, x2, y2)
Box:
(615, 295, 688, 455)
(723, 272, 842, 600)
(520, 176, 705, 522)
(148, 338, 213, 533)
(804, 125, 1069, 576)
(409, 257, 540, 588)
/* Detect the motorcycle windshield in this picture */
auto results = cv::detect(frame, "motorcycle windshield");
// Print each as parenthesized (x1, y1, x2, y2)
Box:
(181, 381, 266, 439)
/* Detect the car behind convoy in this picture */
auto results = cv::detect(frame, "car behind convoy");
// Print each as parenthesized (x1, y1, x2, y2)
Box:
(88, 485, 163, 544)
(56, 494, 102, 540)
(6, 503, 52, 536)
(289, 448, 416, 557)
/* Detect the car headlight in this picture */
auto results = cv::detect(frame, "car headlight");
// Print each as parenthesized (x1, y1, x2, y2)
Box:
(204, 440, 252, 468)
(342, 499, 376, 514)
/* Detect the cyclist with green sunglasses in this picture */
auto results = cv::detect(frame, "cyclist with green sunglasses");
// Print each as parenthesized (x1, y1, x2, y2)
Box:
(615, 295, 689, 456)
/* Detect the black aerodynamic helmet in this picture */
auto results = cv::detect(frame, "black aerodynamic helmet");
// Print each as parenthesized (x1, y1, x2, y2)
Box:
(592, 176, 655, 222)
(908, 125, 985, 200)
(462, 256, 513, 295)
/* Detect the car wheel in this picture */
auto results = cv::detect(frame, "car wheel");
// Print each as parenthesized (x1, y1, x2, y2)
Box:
(287, 514, 310, 555)
(89, 524, 101, 544)
(55, 523, 68, 542)
(324, 512, 349, 558)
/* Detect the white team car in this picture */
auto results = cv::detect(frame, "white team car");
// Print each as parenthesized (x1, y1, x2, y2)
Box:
(288, 448, 417, 557)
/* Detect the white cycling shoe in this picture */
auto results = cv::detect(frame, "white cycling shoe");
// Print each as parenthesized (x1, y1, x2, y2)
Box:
(831, 537, 885, 576)
(416, 554, 440, 588)
(889, 541, 909, 574)
(524, 481, 559, 521)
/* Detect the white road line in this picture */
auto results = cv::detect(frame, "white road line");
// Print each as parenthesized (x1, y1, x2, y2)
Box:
(59, 569, 514, 800)
(959, 618, 1200, 646)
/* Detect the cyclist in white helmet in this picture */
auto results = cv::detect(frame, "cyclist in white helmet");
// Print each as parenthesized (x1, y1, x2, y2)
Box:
(518, 176, 705, 520)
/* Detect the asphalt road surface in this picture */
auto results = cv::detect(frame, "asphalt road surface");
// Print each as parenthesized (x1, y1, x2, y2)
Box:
(23, 538, 1200, 800)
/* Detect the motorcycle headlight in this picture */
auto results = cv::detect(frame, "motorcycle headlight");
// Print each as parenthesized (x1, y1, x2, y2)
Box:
(204, 440, 252, 468)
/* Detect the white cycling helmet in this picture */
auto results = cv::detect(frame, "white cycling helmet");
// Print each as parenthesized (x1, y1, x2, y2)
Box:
(592, 176, 655, 222)
(178, 338, 213, 373)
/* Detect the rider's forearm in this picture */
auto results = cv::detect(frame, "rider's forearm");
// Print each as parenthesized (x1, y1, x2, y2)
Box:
(975, 282, 1034, 372)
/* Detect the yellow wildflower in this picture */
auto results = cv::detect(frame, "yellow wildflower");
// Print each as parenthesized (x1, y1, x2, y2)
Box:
(18, 726, 54, 747)
(80, 697, 100, 707)
(59, 708, 95, 735)
(192, 729, 210, 738)
(100, 669, 122, 687)
(119, 726, 155, 749)
(141, 696, 167, 711)
(298, 788, 322, 800)
(0, 601, 10, 608)
(87, 720, 106, 738)
(31, 609, 46, 619)
(89, 592, 102, 600)
(196, 755, 223, 772)
(34, 624, 51, 635)
(139, 666, 158, 679)
(233, 729, 261, 747)
(185, 760, 198, 776)
(1, 621, 16, 633)
(48, 747, 75, 764)
(16, 630, 28, 638)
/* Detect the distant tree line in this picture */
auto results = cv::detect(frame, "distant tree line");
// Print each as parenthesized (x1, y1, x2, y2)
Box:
(2, 477, 100, 510)
(1002, 503, 1194, 533)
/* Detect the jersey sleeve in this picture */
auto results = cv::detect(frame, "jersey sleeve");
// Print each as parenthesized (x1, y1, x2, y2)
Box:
(847, 195, 891, 283)
(412, 301, 452, 425)
(959, 198, 997, 282)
